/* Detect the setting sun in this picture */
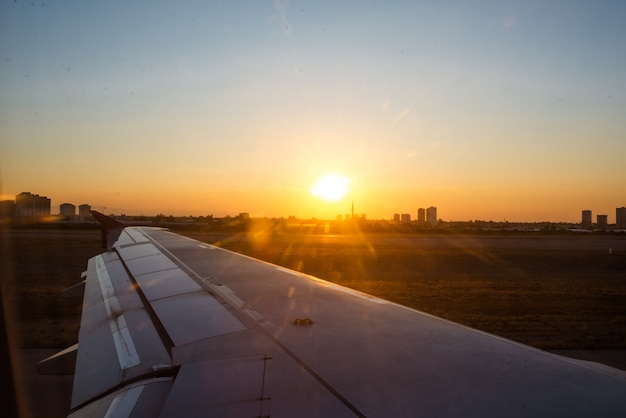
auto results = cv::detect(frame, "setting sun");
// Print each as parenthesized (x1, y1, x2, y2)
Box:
(310, 174, 350, 203)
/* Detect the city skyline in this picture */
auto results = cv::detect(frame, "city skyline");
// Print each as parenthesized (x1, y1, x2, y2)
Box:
(3, 190, 626, 225)
(2, 2, 625, 222)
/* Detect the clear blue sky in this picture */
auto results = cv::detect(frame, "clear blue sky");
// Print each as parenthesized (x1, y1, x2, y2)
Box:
(2, 1, 625, 221)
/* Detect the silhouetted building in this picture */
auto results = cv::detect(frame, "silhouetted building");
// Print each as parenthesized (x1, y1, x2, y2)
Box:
(617, 207, 626, 229)
(401, 213, 411, 223)
(0, 200, 15, 220)
(596, 215, 608, 229)
(79, 204, 91, 220)
(426, 206, 437, 227)
(393, 213, 400, 223)
(581, 210, 592, 229)
(417, 208, 426, 226)
(15, 192, 50, 219)
(60, 203, 76, 218)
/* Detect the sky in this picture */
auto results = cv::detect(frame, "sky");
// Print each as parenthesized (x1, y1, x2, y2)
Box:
(1, 1, 625, 222)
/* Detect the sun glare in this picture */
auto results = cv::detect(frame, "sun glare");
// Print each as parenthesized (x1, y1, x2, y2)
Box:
(310, 174, 350, 202)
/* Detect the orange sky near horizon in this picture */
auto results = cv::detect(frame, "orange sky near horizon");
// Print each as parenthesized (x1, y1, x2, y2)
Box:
(1, 180, 623, 224)
(2, 2, 625, 223)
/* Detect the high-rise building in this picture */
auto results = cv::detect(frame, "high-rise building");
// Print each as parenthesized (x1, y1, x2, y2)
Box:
(15, 192, 51, 219)
(393, 213, 400, 223)
(596, 215, 608, 229)
(617, 207, 626, 229)
(401, 213, 411, 223)
(417, 208, 425, 226)
(581, 210, 592, 229)
(426, 206, 437, 227)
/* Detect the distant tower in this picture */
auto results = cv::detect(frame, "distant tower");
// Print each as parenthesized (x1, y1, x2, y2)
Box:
(596, 215, 608, 229)
(401, 213, 411, 223)
(393, 213, 400, 223)
(617, 207, 626, 229)
(581, 210, 592, 229)
(351, 201, 354, 219)
(60, 203, 76, 218)
(417, 208, 426, 226)
(426, 206, 437, 227)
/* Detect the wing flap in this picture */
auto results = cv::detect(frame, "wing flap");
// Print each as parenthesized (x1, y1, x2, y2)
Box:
(71, 225, 253, 410)
(71, 254, 171, 408)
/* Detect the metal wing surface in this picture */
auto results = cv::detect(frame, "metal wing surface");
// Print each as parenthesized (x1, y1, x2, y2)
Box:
(56, 213, 626, 417)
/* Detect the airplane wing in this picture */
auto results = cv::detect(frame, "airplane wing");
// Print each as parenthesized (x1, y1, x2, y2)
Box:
(40, 211, 626, 417)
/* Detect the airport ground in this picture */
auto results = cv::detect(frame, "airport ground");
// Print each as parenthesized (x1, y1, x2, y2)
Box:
(3, 226, 626, 416)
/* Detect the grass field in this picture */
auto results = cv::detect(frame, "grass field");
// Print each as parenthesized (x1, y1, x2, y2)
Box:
(4, 227, 626, 351)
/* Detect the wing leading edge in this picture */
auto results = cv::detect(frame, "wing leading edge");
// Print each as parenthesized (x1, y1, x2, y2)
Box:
(45, 212, 626, 417)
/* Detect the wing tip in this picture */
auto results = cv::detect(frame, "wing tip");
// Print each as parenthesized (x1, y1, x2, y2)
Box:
(90, 211, 127, 249)
(90, 211, 127, 230)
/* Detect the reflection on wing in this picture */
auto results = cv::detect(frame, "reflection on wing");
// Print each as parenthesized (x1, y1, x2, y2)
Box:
(39, 211, 626, 417)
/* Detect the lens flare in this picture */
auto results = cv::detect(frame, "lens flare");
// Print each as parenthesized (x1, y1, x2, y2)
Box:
(310, 174, 350, 202)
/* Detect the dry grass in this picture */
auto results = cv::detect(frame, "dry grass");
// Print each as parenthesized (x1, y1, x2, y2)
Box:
(3, 228, 101, 348)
